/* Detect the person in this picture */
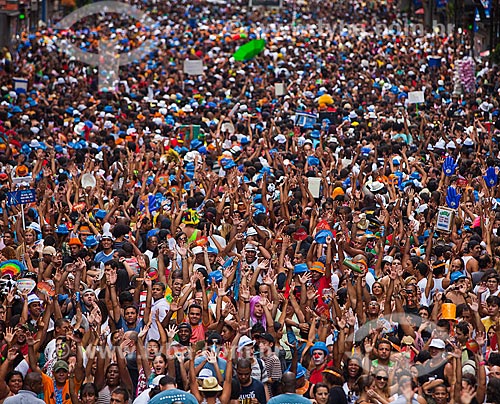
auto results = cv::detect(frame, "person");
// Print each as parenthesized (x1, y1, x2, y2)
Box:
(110, 388, 130, 404)
(189, 341, 234, 404)
(3, 372, 45, 404)
(236, 359, 267, 404)
(311, 383, 330, 404)
(0, 0, 500, 403)
(321, 368, 347, 404)
(267, 372, 311, 404)
(148, 375, 198, 404)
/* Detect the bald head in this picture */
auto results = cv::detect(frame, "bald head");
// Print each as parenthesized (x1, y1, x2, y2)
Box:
(24, 372, 42, 394)
(281, 371, 296, 393)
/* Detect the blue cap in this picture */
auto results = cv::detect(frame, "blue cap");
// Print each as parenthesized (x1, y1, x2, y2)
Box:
(84, 235, 99, 248)
(308, 156, 320, 166)
(207, 246, 218, 255)
(95, 209, 107, 220)
(190, 139, 202, 150)
(223, 160, 237, 170)
(310, 341, 329, 356)
(294, 263, 308, 274)
(295, 364, 307, 378)
(208, 269, 223, 283)
(55, 224, 69, 235)
(315, 230, 333, 244)
(450, 271, 467, 284)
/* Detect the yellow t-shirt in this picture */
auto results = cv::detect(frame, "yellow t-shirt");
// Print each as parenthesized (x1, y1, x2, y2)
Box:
(482, 316, 495, 332)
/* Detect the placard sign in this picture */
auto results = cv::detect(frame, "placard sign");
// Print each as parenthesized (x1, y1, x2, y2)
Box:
(436, 207, 454, 233)
(183, 60, 204, 75)
(7, 189, 36, 206)
(250, 0, 282, 6)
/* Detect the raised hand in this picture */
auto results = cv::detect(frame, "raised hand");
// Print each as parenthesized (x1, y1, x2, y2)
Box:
(4, 327, 15, 346)
(484, 166, 498, 187)
(442, 156, 458, 176)
(460, 383, 477, 404)
(205, 350, 217, 364)
(7, 347, 19, 362)
(298, 272, 312, 285)
(475, 331, 486, 347)
(26, 334, 40, 347)
(239, 285, 251, 301)
(446, 186, 461, 209)
(257, 259, 270, 271)
(306, 285, 319, 301)
(469, 295, 479, 312)
(166, 324, 178, 340)
(106, 268, 117, 286)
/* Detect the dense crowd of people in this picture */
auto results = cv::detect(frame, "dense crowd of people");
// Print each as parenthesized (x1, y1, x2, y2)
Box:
(0, 0, 500, 403)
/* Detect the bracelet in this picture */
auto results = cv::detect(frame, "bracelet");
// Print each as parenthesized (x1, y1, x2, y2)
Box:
(479, 361, 486, 366)
(243, 300, 250, 303)
(6, 305, 12, 308)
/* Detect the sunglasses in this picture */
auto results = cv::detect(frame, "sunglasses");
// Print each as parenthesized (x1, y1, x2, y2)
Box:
(376, 375, 389, 381)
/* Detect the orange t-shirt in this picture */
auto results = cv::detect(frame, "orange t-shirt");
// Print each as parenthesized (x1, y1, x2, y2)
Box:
(41, 372, 81, 404)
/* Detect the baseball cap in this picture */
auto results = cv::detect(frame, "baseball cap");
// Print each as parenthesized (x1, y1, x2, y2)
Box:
(429, 339, 446, 349)
(42, 246, 56, 256)
(53, 360, 69, 372)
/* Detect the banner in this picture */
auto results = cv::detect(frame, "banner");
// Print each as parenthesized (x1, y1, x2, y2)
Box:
(249, 0, 282, 6)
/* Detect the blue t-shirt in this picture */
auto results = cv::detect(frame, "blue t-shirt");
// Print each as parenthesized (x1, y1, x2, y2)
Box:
(268, 393, 312, 404)
(194, 355, 227, 380)
(239, 378, 266, 404)
(116, 317, 144, 333)
(148, 388, 198, 404)
(94, 250, 115, 264)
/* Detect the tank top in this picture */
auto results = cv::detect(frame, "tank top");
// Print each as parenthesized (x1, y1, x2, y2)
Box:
(97, 386, 110, 404)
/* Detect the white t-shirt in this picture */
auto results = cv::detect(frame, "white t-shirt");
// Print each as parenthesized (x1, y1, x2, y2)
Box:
(147, 298, 169, 342)
(133, 388, 152, 404)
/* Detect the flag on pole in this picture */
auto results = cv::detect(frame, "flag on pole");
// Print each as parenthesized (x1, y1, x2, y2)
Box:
(475, 8, 481, 21)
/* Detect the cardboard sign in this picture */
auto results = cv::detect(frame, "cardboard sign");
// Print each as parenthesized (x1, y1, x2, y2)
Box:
(7, 189, 36, 206)
(408, 91, 425, 104)
(17, 278, 36, 294)
(275, 83, 286, 96)
(183, 60, 204, 75)
(295, 112, 317, 128)
(13, 77, 28, 93)
(436, 207, 454, 233)
(308, 177, 322, 198)
(250, 0, 282, 6)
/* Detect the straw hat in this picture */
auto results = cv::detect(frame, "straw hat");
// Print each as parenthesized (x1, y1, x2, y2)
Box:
(199, 377, 223, 392)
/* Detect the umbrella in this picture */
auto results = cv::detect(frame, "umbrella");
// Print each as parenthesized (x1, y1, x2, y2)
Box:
(233, 39, 266, 61)
(317, 94, 334, 105)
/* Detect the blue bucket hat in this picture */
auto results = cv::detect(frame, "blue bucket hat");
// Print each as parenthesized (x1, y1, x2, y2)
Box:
(208, 269, 223, 283)
(315, 230, 333, 244)
(310, 341, 329, 356)
(55, 224, 69, 235)
(84, 235, 99, 248)
(94, 209, 107, 220)
(294, 263, 308, 274)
